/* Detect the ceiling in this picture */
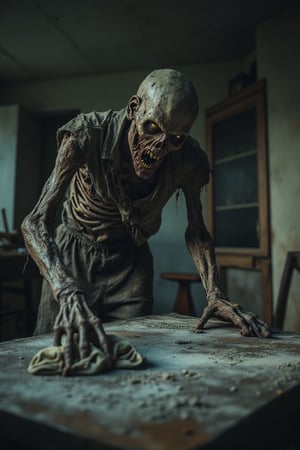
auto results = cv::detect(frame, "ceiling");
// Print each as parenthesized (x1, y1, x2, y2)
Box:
(0, 0, 296, 83)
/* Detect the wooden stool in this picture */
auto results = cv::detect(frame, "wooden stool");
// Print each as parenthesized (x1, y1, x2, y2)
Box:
(160, 272, 201, 316)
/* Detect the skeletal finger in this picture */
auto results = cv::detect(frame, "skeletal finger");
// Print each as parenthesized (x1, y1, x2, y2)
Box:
(53, 327, 63, 346)
(249, 317, 261, 337)
(242, 312, 270, 338)
(260, 326, 272, 338)
(254, 317, 272, 337)
(81, 302, 112, 357)
(223, 308, 252, 337)
(253, 319, 272, 338)
(62, 302, 71, 323)
(78, 319, 90, 359)
(63, 326, 74, 375)
(82, 300, 97, 321)
(91, 317, 111, 356)
(195, 305, 215, 331)
(54, 307, 63, 324)
(81, 303, 108, 347)
(249, 315, 265, 337)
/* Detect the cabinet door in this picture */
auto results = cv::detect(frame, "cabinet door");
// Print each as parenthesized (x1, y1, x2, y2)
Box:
(205, 80, 270, 257)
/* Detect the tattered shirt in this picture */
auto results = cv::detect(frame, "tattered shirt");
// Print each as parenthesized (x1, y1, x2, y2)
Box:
(56, 109, 209, 246)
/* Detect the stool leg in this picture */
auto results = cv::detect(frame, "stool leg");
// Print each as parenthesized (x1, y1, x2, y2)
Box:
(173, 281, 196, 316)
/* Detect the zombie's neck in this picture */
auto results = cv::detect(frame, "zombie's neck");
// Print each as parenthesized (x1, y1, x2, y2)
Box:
(119, 125, 159, 200)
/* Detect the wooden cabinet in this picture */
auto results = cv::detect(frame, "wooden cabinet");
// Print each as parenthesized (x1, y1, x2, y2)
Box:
(206, 80, 269, 257)
(205, 80, 272, 323)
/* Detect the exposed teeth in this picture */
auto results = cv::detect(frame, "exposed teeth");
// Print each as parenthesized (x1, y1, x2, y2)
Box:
(147, 149, 160, 161)
(141, 161, 152, 169)
(144, 150, 161, 161)
(138, 149, 162, 170)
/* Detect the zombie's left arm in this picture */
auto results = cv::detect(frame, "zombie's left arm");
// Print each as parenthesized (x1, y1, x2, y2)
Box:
(183, 181, 271, 338)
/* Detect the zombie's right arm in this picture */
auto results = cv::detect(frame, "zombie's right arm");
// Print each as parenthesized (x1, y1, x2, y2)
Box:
(22, 134, 110, 374)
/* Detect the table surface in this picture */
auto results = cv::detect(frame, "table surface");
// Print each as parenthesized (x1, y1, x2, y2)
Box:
(0, 314, 300, 450)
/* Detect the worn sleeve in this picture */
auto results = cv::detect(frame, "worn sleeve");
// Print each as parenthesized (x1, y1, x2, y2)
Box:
(56, 111, 112, 185)
(56, 111, 111, 160)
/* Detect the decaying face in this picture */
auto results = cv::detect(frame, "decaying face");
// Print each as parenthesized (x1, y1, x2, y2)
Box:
(126, 69, 199, 179)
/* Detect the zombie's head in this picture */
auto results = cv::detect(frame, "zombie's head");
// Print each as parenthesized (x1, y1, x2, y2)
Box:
(126, 69, 199, 179)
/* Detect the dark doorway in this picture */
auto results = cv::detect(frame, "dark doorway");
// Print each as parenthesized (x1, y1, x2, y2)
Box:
(34, 110, 80, 190)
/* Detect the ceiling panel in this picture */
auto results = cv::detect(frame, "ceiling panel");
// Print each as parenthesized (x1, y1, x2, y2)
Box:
(0, 0, 297, 83)
(59, 9, 141, 49)
(0, 51, 31, 81)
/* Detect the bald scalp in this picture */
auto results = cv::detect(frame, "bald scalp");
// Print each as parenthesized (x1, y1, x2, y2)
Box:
(136, 69, 199, 134)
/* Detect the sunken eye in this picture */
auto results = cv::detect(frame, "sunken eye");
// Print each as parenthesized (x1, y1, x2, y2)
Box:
(144, 121, 161, 135)
(169, 134, 185, 146)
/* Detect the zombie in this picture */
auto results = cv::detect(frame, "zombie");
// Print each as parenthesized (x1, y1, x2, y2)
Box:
(22, 69, 271, 374)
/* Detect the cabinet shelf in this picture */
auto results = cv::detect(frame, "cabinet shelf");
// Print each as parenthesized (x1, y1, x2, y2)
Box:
(215, 202, 259, 212)
(214, 150, 257, 165)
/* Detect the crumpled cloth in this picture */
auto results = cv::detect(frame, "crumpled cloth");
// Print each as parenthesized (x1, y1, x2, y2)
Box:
(27, 334, 144, 375)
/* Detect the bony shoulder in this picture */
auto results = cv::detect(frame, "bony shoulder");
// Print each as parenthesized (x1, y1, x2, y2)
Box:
(74, 110, 113, 130)
(56, 110, 114, 148)
(59, 110, 114, 133)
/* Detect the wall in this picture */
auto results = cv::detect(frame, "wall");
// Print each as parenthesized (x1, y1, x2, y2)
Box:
(0, 105, 18, 231)
(0, 106, 43, 231)
(257, 3, 300, 330)
(0, 61, 241, 314)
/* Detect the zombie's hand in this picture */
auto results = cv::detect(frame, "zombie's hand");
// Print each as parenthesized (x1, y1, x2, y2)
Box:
(195, 297, 271, 338)
(53, 290, 111, 375)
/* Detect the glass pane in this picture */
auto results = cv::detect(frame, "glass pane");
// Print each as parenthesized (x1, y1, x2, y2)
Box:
(212, 107, 257, 160)
(214, 207, 259, 248)
(226, 268, 263, 317)
(214, 154, 258, 206)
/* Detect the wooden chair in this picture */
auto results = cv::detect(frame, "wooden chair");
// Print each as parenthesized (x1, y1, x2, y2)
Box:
(273, 251, 300, 329)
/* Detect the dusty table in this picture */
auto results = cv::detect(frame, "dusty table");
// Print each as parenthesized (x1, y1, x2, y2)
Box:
(0, 314, 300, 450)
